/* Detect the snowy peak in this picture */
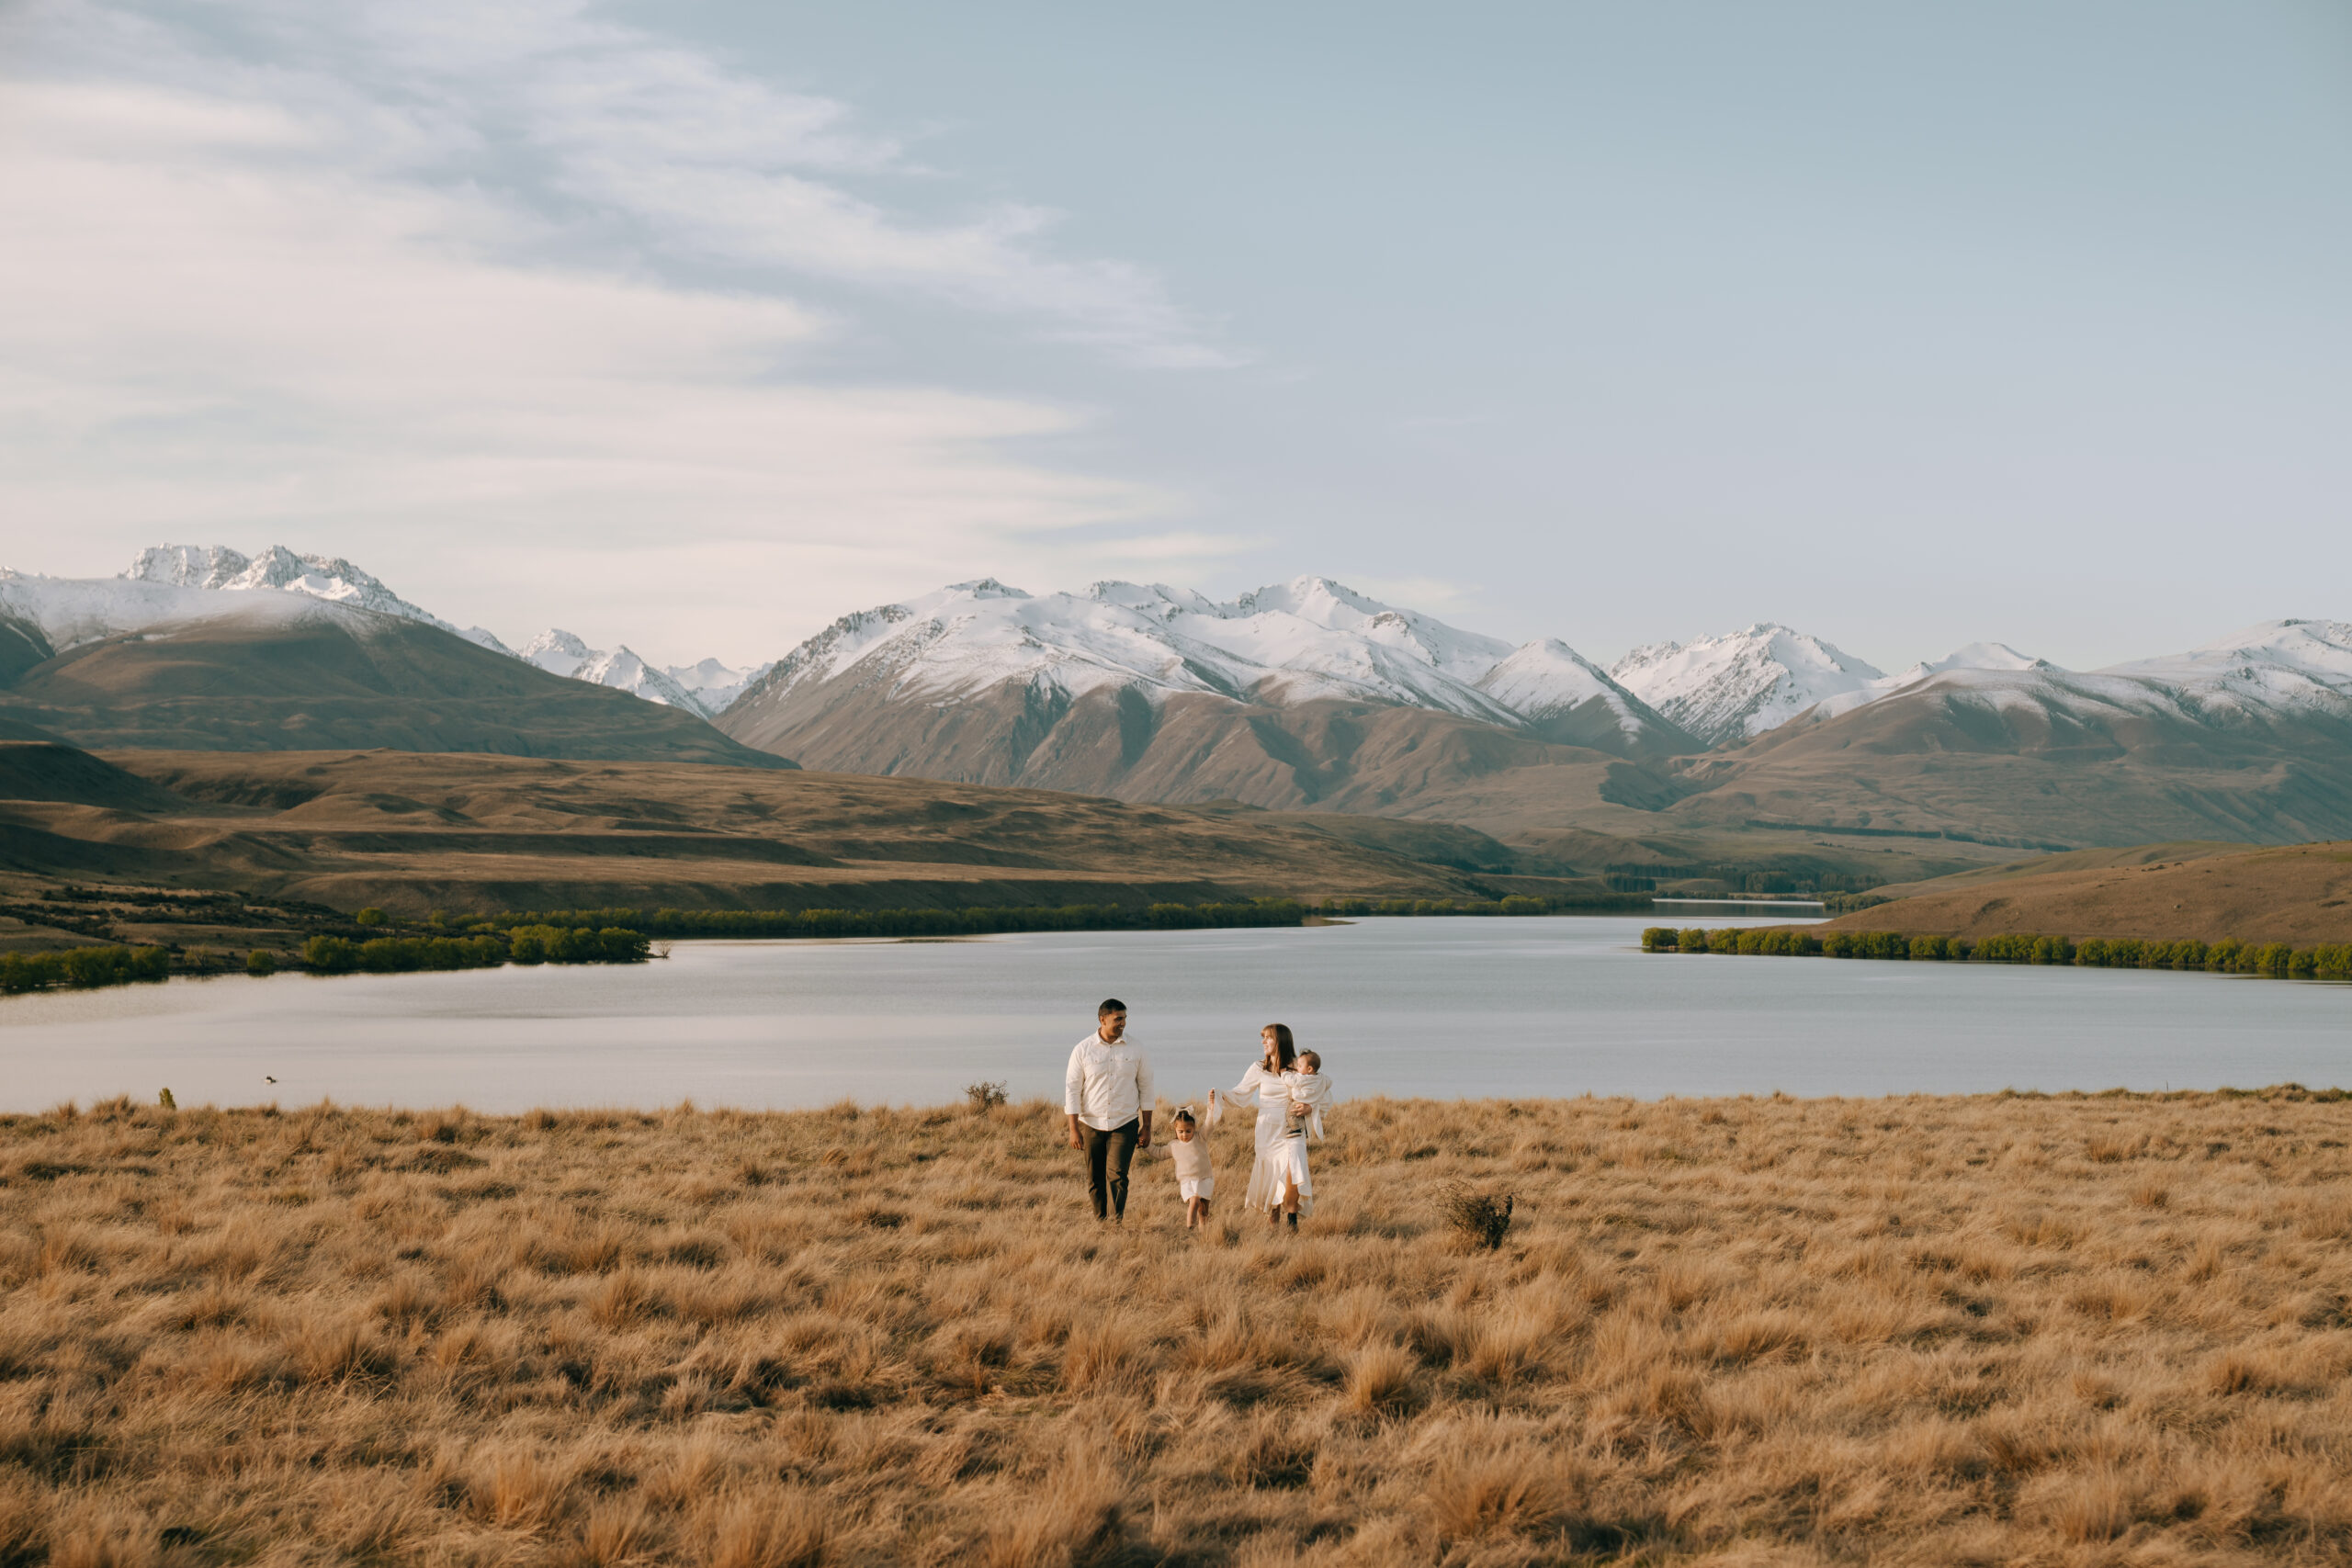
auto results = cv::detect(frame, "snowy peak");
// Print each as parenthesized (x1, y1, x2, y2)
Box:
(578, 646, 704, 713)
(519, 628, 718, 715)
(2109, 618, 2352, 688)
(1473, 638, 1692, 752)
(125, 545, 252, 591)
(519, 628, 596, 679)
(741, 576, 1663, 748)
(1912, 641, 2052, 677)
(1609, 623, 1885, 747)
(663, 657, 775, 715)
(112, 543, 512, 653)
(1475, 638, 1622, 716)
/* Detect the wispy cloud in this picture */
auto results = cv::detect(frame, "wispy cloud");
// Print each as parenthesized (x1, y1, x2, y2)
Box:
(0, 0, 1241, 659)
(17, 0, 1234, 367)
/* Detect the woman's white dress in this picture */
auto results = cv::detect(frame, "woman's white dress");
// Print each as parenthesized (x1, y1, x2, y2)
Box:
(1209, 1063, 1329, 1215)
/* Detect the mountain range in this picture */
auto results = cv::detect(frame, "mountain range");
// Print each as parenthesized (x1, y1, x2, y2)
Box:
(7, 546, 2352, 860)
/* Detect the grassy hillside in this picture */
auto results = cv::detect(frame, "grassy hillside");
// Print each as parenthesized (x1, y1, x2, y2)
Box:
(0, 613, 786, 770)
(6, 1090, 2348, 1565)
(0, 747, 1587, 918)
(1822, 840, 2352, 944)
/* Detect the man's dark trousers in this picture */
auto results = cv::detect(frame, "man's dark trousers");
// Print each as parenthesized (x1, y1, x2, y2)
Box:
(1083, 1119, 1140, 1222)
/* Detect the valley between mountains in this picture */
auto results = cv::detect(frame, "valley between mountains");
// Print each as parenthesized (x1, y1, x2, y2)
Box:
(5, 545, 2352, 920)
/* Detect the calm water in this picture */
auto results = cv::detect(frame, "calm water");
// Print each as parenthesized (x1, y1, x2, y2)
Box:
(2, 917, 2344, 1111)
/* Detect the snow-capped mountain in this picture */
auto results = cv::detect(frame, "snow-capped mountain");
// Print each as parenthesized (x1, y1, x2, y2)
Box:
(1608, 624, 1887, 747)
(1780, 622, 2352, 740)
(1472, 638, 1690, 751)
(516, 628, 598, 680)
(1742, 621, 2352, 772)
(123, 545, 511, 652)
(2104, 619, 2352, 705)
(0, 546, 760, 723)
(1668, 618, 2352, 847)
(518, 629, 706, 714)
(664, 657, 775, 715)
(516, 630, 766, 717)
(1805, 642, 2060, 724)
(737, 575, 1679, 750)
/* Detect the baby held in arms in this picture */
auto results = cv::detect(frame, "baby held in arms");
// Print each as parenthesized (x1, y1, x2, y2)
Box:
(1284, 1051, 1331, 1138)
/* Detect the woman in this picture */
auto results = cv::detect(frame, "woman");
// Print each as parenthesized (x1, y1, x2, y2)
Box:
(1208, 1023, 1318, 1230)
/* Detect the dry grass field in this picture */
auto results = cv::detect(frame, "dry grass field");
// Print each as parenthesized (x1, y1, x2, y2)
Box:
(6, 1089, 2352, 1566)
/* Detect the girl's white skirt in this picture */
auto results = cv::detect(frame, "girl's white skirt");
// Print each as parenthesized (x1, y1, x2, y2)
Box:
(1180, 1177, 1214, 1201)
(1244, 1133, 1314, 1215)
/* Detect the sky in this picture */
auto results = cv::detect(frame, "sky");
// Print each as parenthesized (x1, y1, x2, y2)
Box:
(2, 0, 2346, 672)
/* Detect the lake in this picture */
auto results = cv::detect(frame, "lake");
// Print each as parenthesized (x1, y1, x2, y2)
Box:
(2, 916, 2344, 1111)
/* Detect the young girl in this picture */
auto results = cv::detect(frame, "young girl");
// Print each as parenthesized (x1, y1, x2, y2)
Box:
(1166, 1108, 1213, 1228)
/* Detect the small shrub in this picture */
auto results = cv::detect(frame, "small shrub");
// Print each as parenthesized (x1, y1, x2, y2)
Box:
(246, 949, 278, 976)
(1444, 1185, 1514, 1250)
(964, 1081, 1009, 1112)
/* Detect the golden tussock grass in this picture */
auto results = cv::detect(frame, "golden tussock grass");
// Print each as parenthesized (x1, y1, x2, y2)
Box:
(4, 1088, 2351, 1565)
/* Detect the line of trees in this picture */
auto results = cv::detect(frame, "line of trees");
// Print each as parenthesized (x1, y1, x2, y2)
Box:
(1641, 927, 2352, 980)
(1316, 894, 1644, 918)
(478, 900, 1309, 940)
(302, 927, 650, 975)
(0, 944, 174, 995)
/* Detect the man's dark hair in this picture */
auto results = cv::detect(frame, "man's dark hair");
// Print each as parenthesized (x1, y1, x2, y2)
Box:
(1099, 998, 1127, 1018)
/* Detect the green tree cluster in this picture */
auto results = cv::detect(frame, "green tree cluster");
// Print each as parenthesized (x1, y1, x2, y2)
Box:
(1643, 927, 1827, 955)
(0, 944, 174, 994)
(504, 926, 652, 964)
(302, 934, 509, 975)
(1640, 926, 2352, 983)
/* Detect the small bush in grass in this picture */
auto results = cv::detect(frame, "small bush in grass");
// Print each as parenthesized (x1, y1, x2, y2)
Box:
(965, 1080, 1008, 1113)
(246, 949, 278, 976)
(1444, 1185, 1514, 1250)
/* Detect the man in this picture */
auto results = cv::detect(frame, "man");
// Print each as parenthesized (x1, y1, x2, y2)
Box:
(1064, 998, 1154, 1224)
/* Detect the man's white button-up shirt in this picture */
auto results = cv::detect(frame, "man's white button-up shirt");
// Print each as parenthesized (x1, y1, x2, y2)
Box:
(1065, 1033, 1154, 1131)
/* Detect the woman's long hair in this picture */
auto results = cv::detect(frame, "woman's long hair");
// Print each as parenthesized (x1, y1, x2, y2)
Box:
(1262, 1023, 1296, 1072)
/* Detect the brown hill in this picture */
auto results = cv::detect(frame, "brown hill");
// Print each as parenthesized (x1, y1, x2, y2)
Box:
(0, 608, 790, 770)
(1657, 675, 2352, 850)
(1820, 840, 2352, 944)
(0, 740, 191, 812)
(721, 680, 1667, 807)
(0, 747, 1587, 916)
